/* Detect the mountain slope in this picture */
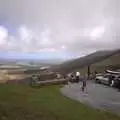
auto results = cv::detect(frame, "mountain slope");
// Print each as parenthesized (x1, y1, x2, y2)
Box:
(91, 52, 120, 71)
(74, 53, 120, 75)
(58, 49, 120, 73)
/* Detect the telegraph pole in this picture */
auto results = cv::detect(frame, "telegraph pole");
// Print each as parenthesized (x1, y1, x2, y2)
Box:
(87, 65, 91, 79)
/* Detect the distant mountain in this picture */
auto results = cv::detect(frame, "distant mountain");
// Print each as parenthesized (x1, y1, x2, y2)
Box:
(57, 49, 120, 73)
(0, 58, 64, 67)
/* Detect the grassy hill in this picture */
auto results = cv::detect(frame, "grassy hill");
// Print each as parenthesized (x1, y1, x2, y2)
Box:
(92, 53, 120, 71)
(0, 85, 119, 120)
(58, 49, 120, 74)
(74, 53, 120, 75)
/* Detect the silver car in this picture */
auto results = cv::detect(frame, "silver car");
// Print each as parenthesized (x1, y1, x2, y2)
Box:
(95, 74, 115, 86)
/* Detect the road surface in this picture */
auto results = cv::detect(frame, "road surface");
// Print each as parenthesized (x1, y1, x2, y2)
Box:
(60, 81, 120, 115)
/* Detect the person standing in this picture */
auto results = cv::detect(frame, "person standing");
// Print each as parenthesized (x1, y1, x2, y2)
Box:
(76, 71, 80, 83)
(81, 75, 87, 92)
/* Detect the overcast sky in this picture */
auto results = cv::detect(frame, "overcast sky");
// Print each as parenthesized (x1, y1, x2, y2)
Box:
(0, 0, 119, 59)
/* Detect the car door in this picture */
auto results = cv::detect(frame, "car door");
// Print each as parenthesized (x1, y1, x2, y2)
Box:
(101, 75, 109, 85)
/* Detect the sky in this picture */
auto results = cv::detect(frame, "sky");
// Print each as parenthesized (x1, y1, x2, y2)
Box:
(0, 0, 119, 59)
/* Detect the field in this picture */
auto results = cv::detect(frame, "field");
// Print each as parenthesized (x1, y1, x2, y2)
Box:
(0, 69, 30, 84)
(0, 85, 120, 120)
(0, 64, 41, 84)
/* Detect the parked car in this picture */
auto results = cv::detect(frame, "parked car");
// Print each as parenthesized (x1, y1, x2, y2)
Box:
(31, 74, 40, 84)
(113, 75, 120, 89)
(95, 74, 115, 86)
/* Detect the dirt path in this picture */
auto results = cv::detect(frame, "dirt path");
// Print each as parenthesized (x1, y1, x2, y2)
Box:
(60, 81, 120, 115)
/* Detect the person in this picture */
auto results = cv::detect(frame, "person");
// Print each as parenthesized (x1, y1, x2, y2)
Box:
(71, 73, 76, 83)
(67, 73, 73, 88)
(76, 71, 80, 83)
(111, 80, 114, 87)
(56, 73, 61, 79)
(81, 75, 87, 92)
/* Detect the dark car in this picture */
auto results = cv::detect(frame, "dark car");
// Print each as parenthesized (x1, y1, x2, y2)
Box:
(113, 75, 120, 89)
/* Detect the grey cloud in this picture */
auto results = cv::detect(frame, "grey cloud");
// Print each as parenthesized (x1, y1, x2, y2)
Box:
(0, 0, 119, 57)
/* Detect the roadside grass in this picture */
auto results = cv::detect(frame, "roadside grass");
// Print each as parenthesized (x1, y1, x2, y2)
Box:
(0, 85, 120, 120)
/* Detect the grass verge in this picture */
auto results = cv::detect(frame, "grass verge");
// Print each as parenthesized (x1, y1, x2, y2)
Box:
(0, 84, 119, 120)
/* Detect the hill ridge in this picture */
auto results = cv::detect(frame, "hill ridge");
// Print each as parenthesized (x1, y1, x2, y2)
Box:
(58, 49, 120, 72)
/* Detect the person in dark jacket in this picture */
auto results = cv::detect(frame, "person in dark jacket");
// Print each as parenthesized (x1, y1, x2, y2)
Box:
(81, 75, 87, 92)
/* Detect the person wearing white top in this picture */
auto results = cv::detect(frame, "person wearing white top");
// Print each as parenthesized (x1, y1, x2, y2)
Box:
(76, 72, 80, 77)
(76, 72, 80, 83)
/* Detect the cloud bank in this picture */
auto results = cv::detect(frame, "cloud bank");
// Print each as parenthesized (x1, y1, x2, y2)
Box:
(0, 0, 119, 58)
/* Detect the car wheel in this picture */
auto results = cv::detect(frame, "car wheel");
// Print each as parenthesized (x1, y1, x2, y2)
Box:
(96, 79, 101, 83)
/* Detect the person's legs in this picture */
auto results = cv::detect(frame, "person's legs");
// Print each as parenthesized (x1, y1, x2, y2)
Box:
(84, 85, 88, 93)
(82, 86, 84, 91)
(76, 76, 79, 83)
(81, 81, 87, 92)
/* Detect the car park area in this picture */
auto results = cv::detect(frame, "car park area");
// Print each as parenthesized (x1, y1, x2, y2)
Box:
(61, 81, 120, 116)
(95, 70, 120, 90)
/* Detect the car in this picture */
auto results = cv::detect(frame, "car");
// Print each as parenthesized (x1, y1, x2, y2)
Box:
(31, 74, 40, 84)
(113, 75, 120, 89)
(95, 74, 115, 86)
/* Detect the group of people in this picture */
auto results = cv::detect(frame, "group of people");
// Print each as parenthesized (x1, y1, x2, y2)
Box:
(67, 71, 87, 92)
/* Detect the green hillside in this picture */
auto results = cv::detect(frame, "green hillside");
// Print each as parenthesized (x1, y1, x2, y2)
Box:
(91, 53, 120, 72)
(0, 85, 119, 120)
(75, 52, 120, 75)
(58, 49, 120, 74)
